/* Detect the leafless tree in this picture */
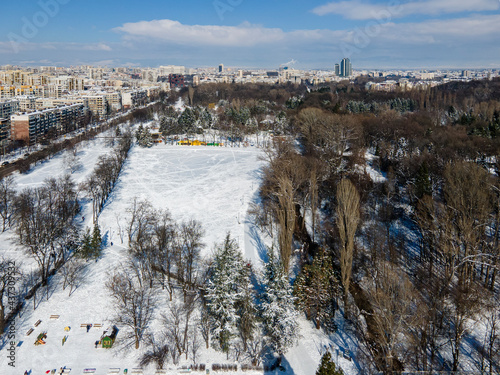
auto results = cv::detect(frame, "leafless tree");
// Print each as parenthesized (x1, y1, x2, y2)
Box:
(139, 333, 170, 369)
(190, 326, 201, 364)
(275, 174, 295, 273)
(443, 161, 492, 286)
(15, 176, 79, 285)
(106, 266, 156, 349)
(368, 261, 419, 373)
(0, 176, 16, 232)
(63, 147, 83, 174)
(178, 220, 204, 292)
(336, 178, 360, 315)
(448, 283, 483, 372)
(162, 294, 196, 360)
(199, 308, 212, 349)
(61, 257, 84, 296)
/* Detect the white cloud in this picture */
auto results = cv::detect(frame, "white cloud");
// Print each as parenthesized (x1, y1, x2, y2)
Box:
(82, 43, 112, 51)
(312, 0, 500, 19)
(114, 15, 500, 51)
(114, 19, 285, 47)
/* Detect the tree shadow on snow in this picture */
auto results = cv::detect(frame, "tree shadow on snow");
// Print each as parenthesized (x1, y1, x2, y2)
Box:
(264, 356, 296, 375)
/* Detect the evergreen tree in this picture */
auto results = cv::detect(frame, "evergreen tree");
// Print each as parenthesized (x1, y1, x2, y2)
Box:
(78, 224, 102, 260)
(136, 126, 153, 147)
(135, 124, 145, 141)
(205, 233, 254, 354)
(77, 228, 93, 260)
(260, 247, 299, 360)
(316, 352, 344, 375)
(294, 248, 339, 331)
(414, 161, 432, 200)
(91, 223, 102, 258)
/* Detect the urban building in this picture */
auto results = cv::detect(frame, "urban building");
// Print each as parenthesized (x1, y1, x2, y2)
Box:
(122, 90, 147, 109)
(340, 58, 352, 77)
(11, 104, 87, 144)
(82, 95, 109, 117)
(169, 74, 185, 88)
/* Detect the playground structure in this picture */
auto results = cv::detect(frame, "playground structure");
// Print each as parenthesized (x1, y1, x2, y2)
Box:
(35, 332, 47, 345)
(98, 326, 118, 348)
(177, 139, 223, 146)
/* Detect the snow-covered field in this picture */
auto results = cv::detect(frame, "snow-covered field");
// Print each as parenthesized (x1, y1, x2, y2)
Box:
(0, 138, 361, 375)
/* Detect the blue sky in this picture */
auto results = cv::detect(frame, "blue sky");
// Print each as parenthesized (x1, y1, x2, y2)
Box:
(0, 0, 499, 69)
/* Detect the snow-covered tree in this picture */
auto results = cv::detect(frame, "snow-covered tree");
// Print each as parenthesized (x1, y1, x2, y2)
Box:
(316, 352, 344, 375)
(205, 233, 253, 355)
(260, 247, 299, 360)
(135, 124, 153, 147)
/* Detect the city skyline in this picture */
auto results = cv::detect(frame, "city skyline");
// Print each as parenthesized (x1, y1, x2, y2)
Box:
(0, 0, 499, 69)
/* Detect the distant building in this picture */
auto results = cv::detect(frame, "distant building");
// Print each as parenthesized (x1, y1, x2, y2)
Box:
(168, 74, 185, 88)
(122, 90, 147, 109)
(340, 58, 352, 77)
(159, 65, 185, 75)
(219, 64, 224, 73)
(335, 64, 340, 76)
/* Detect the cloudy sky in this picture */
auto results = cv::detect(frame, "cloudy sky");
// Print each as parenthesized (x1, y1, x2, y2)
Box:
(0, 0, 499, 69)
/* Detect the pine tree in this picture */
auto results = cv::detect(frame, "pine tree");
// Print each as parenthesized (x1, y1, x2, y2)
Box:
(90, 223, 102, 258)
(260, 247, 299, 360)
(205, 234, 253, 354)
(414, 161, 432, 199)
(77, 228, 93, 259)
(294, 248, 339, 331)
(316, 352, 344, 375)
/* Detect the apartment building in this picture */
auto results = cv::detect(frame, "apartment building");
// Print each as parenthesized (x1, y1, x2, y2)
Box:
(122, 90, 147, 109)
(0, 99, 19, 143)
(11, 104, 87, 144)
(82, 94, 108, 117)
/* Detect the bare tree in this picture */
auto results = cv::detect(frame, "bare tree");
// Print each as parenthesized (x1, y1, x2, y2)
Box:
(106, 266, 156, 349)
(199, 308, 212, 349)
(63, 147, 83, 174)
(139, 334, 170, 370)
(190, 327, 201, 364)
(443, 161, 491, 285)
(275, 174, 295, 273)
(15, 177, 78, 286)
(178, 220, 204, 292)
(0, 176, 16, 232)
(336, 178, 360, 315)
(448, 283, 483, 372)
(61, 257, 84, 296)
(368, 260, 419, 373)
(162, 295, 196, 360)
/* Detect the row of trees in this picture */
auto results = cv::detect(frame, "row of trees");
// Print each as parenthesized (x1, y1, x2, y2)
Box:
(85, 130, 133, 223)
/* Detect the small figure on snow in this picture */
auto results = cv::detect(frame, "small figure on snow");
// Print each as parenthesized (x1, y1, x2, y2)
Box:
(86, 324, 92, 332)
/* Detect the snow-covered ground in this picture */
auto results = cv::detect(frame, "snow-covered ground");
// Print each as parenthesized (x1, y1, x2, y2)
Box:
(0, 139, 361, 375)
